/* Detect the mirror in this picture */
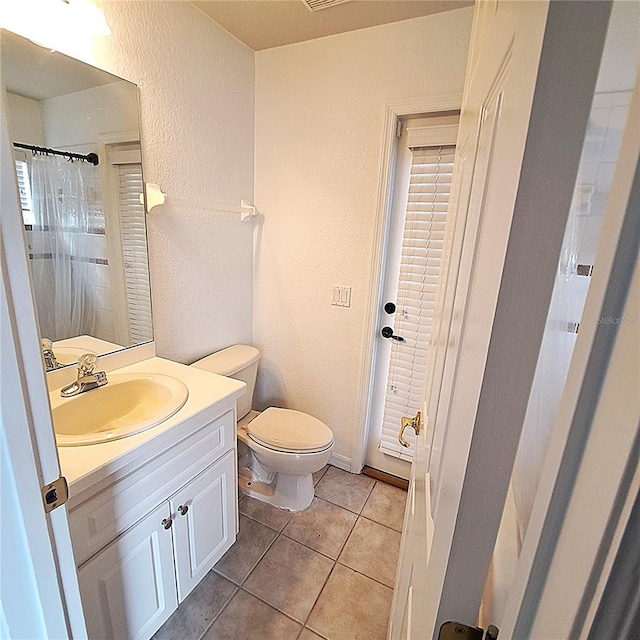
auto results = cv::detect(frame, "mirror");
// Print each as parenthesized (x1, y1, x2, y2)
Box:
(1, 29, 153, 370)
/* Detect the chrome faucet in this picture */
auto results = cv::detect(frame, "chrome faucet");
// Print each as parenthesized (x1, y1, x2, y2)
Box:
(41, 338, 59, 372)
(60, 353, 108, 397)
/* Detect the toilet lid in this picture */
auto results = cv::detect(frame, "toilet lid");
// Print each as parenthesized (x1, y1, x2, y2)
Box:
(247, 408, 334, 453)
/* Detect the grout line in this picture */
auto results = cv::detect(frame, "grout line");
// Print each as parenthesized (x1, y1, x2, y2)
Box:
(238, 530, 279, 588)
(335, 510, 359, 561)
(196, 583, 239, 640)
(238, 500, 294, 533)
(301, 559, 338, 631)
(358, 512, 404, 534)
(335, 556, 396, 591)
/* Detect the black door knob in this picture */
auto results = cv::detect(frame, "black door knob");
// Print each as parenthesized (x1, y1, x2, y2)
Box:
(384, 302, 396, 314)
(381, 326, 405, 342)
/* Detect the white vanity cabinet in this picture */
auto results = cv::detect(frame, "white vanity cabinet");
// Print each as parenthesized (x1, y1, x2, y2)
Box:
(69, 405, 238, 640)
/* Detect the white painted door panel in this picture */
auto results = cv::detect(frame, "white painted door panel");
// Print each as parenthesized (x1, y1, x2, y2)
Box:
(391, 0, 614, 637)
(1, 86, 86, 639)
(389, 406, 433, 640)
(171, 450, 236, 602)
(77, 502, 178, 640)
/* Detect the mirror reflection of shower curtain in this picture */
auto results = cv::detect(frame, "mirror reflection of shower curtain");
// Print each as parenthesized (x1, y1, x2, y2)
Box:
(28, 153, 98, 341)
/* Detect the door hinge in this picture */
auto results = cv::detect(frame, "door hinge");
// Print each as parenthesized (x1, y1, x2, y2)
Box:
(438, 622, 499, 640)
(42, 476, 69, 513)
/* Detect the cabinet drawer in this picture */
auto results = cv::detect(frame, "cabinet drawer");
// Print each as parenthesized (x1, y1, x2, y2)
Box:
(70, 410, 235, 565)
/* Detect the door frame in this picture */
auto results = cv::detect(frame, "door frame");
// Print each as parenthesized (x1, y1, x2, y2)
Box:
(352, 92, 463, 475)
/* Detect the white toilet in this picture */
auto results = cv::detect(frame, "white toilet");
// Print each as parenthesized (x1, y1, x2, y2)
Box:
(191, 345, 334, 511)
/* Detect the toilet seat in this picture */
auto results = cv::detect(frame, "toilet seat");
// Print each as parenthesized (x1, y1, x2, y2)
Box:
(247, 407, 334, 454)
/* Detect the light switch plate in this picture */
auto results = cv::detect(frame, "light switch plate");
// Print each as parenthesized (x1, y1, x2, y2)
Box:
(332, 286, 351, 307)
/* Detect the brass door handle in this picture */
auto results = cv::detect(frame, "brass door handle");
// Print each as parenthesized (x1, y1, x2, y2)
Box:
(399, 411, 421, 448)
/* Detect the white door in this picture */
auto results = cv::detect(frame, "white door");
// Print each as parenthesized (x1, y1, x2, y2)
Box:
(365, 123, 414, 480)
(77, 502, 178, 640)
(171, 450, 236, 602)
(390, 0, 617, 637)
(1, 91, 87, 638)
(366, 118, 459, 480)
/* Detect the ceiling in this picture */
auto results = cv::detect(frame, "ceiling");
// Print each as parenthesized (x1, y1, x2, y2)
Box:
(1, 30, 121, 100)
(192, 0, 473, 51)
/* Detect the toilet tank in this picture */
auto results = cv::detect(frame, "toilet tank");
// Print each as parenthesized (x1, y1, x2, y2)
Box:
(191, 345, 260, 420)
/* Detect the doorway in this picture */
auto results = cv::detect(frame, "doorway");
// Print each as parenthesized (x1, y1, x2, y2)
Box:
(362, 107, 459, 480)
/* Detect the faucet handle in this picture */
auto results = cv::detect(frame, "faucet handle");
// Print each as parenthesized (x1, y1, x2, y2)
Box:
(77, 353, 98, 376)
(41, 338, 53, 351)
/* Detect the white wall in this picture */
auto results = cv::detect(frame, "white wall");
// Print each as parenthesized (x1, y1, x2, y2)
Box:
(78, 1, 256, 363)
(43, 80, 139, 149)
(6, 92, 44, 144)
(254, 9, 473, 461)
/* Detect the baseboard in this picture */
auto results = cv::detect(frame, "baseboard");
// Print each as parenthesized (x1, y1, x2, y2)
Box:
(362, 466, 409, 490)
(328, 453, 352, 472)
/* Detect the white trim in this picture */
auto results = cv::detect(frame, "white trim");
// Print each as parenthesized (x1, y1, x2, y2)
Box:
(406, 123, 459, 149)
(352, 93, 462, 474)
(328, 453, 352, 472)
(98, 130, 141, 145)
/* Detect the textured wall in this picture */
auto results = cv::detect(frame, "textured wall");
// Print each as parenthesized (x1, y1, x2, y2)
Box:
(64, 1, 256, 363)
(254, 10, 473, 462)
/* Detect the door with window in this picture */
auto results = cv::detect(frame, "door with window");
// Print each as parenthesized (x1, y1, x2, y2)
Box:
(366, 117, 458, 480)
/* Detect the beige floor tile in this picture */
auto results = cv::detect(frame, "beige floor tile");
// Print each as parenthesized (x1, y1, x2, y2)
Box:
(306, 564, 392, 640)
(153, 571, 236, 640)
(298, 629, 325, 640)
(361, 481, 407, 532)
(282, 497, 357, 559)
(315, 467, 375, 513)
(338, 517, 401, 587)
(312, 465, 329, 486)
(214, 515, 277, 585)
(202, 589, 301, 640)
(239, 495, 294, 532)
(245, 536, 334, 623)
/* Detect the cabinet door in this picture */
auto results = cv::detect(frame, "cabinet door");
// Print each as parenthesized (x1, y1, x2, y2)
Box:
(77, 502, 178, 640)
(171, 450, 236, 601)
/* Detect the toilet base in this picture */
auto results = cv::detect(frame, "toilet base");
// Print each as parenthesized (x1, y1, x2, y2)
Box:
(238, 469, 315, 511)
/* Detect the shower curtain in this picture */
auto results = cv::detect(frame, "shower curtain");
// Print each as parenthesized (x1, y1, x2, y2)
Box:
(28, 153, 98, 341)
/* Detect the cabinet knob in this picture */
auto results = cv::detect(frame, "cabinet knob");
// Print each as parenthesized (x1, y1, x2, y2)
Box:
(178, 505, 189, 516)
(161, 517, 172, 530)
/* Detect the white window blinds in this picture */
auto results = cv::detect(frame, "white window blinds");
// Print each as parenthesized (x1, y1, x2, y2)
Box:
(379, 145, 455, 460)
(115, 163, 153, 344)
(15, 159, 35, 225)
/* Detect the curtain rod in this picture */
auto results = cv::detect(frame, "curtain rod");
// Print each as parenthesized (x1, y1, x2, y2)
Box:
(13, 142, 99, 166)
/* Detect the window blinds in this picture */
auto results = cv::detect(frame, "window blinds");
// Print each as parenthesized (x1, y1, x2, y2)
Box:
(379, 145, 455, 460)
(115, 163, 153, 344)
(15, 159, 35, 225)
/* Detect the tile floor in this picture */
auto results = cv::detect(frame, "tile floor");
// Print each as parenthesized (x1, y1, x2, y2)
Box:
(154, 465, 407, 640)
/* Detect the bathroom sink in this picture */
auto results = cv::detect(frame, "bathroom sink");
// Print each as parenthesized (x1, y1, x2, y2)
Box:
(51, 373, 189, 446)
(54, 347, 94, 366)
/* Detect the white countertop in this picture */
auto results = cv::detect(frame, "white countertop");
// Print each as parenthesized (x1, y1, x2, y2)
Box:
(55, 356, 245, 500)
